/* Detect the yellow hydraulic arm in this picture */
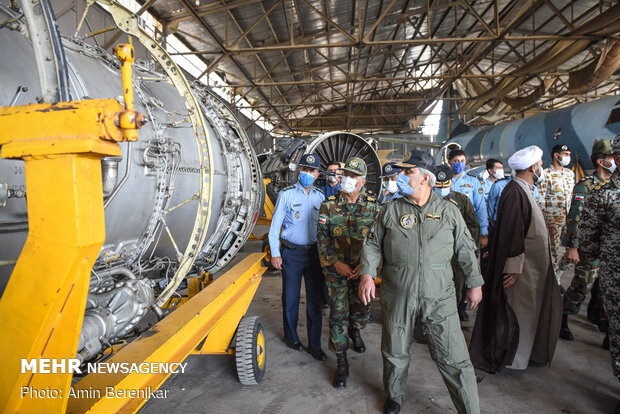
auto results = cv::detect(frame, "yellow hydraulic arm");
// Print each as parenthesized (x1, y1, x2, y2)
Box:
(0, 44, 143, 414)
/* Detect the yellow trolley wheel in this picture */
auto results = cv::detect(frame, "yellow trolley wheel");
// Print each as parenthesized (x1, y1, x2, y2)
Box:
(235, 316, 266, 385)
(261, 239, 276, 271)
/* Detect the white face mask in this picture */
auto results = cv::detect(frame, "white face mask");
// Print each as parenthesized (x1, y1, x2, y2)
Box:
(493, 169, 505, 180)
(558, 155, 570, 166)
(328, 175, 338, 183)
(385, 180, 398, 194)
(533, 165, 545, 183)
(481, 170, 490, 180)
(602, 159, 617, 174)
(341, 176, 359, 193)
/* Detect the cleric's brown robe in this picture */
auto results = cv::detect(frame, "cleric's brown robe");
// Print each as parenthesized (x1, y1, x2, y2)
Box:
(470, 177, 562, 373)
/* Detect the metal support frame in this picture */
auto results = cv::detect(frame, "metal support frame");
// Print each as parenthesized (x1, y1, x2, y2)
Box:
(67, 253, 266, 413)
(0, 42, 142, 413)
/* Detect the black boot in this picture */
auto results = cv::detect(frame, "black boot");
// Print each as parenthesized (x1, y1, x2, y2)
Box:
(383, 399, 401, 414)
(350, 327, 366, 353)
(603, 333, 610, 350)
(559, 314, 574, 340)
(333, 351, 349, 389)
(458, 305, 469, 322)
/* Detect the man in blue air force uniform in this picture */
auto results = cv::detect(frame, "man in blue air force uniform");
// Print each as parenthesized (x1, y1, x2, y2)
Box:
(268, 153, 328, 361)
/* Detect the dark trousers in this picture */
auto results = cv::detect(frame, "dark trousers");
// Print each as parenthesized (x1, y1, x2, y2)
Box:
(281, 245, 324, 349)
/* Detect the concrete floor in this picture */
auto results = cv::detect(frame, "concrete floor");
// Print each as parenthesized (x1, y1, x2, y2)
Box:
(141, 239, 619, 414)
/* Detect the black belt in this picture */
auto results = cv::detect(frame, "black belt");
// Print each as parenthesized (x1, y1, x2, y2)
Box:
(280, 238, 316, 250)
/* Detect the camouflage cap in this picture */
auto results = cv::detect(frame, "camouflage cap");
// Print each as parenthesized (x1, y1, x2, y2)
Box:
(613, 134, 620, 155)
(434, 164, 453, 187)
(339, 157, 367, 176)
(592, 139, 613, 156)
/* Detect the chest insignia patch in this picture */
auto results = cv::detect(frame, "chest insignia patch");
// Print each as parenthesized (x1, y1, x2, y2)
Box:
(400, 214, 417, 229)
(424, 213, 442, 222)
(333, 226, 343, 236)
(295, 211, 300, 219)
(478, 187, 484, 194)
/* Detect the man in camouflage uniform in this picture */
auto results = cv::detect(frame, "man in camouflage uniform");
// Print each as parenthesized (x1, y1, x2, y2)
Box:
(317, 157, 378, 389)
(578, 134, 620, 414)
(560, 139, 615, 343)
(359, 150, 482, 414)
(538, 144, 575, 282)
(433, 164, 480, 322)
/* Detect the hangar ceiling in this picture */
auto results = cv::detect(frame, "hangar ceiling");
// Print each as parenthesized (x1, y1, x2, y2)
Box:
(97, 1, 620, 134)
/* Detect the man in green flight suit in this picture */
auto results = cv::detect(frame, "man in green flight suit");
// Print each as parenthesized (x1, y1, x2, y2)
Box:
(560, 139, 615, 344)
(317, 157, 379, 389)
(358, 150, 483, 414)
(433, 164, 481, 322)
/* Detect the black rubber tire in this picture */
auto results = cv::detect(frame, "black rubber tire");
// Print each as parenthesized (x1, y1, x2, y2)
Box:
(235, 316, 266, 385)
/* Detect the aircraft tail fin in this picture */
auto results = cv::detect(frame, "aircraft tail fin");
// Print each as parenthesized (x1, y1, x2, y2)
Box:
(437, 89, 471, 141)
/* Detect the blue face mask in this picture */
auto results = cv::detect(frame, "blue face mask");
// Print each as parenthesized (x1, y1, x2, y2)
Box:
(433, 187, 451, 198)
(299, 171, 315, 187)
(396, 173, 419, 195)
(451, 161, 466, 174)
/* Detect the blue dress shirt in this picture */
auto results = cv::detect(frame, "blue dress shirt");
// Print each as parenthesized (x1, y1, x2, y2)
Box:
(482, 178, 494, 203)
(487, 176, 541, 229)
(451, 173, 489, 234)
(378, 190, 403, 205)
(269, 181, 325, 257)
(319, 182, 341, 198)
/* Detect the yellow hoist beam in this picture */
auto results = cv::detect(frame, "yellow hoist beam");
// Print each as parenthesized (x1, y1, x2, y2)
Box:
(0, 44, 142, 414)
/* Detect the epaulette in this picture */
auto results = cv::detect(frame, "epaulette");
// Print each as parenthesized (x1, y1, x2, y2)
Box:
(449, 198, 459, 207)
(327, 195, 336, 201)
(282, 185, 295, 191)
(593, 178, 611, 191)
(316, 187, 325, 195)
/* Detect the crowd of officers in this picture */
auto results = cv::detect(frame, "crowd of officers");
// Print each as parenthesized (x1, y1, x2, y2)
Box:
(267, 135, 620, 414)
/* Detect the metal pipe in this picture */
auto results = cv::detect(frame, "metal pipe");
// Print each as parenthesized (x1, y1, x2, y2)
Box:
(103, 142, 132, 209)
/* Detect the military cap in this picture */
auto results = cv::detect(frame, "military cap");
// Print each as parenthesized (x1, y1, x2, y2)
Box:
(394, 150, 436, 173)
(299, 153, 320, 169)
(339, 157, 367, 176)
(592, 139, 613, 156)
(380, 162, 401, 178)
(434, 164, 453, 188)
(551, 144, 570, 155)
(613, 134, 620, 155)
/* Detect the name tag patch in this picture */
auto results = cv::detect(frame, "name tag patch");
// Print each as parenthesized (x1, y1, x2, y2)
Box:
(424, 213, 442, 222)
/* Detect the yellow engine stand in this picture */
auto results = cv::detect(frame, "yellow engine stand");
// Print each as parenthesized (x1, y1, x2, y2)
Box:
(0, 44, 142, 414)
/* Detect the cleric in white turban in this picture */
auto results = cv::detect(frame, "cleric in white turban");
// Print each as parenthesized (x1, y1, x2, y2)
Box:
(508, 145, 543, 171)
(471, 143, 562, 373)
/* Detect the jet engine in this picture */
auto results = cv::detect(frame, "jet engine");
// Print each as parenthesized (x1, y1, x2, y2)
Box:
(0, 0, 263, 364)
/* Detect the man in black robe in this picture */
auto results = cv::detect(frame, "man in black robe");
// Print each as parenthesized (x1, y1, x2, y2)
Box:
(470, 145, 562, 373)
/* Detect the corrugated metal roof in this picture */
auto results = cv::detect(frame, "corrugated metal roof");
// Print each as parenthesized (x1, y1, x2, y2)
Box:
(140, 0, 620, 134)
